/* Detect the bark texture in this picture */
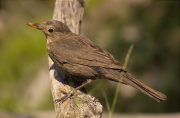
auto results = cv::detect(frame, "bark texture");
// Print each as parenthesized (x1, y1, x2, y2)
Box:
(48, 0, 103, 117)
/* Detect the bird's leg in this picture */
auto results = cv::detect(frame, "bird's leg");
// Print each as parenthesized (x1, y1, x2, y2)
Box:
(54, 79, 92, 103)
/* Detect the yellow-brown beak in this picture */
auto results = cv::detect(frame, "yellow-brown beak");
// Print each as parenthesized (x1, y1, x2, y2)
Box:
(27, 23, 40, 29)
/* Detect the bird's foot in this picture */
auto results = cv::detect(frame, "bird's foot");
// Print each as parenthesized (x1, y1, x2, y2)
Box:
(54, 90, 75, 103)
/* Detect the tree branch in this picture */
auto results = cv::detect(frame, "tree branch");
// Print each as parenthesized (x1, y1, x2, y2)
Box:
(48, 0, 103, 117)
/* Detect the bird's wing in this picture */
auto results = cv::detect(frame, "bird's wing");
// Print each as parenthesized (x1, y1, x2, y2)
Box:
(47, 35, 124, 70)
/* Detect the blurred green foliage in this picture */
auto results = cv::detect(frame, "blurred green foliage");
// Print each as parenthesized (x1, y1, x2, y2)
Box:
(0, 0, 179, 113)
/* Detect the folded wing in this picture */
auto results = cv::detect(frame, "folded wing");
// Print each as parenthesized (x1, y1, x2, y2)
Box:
(47, 35, 124, 70)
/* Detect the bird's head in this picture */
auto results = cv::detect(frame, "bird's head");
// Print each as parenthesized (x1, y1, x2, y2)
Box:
(27, 20, 71, 39)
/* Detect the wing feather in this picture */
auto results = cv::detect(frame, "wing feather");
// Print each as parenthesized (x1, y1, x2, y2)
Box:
(47, 35, 123, 70)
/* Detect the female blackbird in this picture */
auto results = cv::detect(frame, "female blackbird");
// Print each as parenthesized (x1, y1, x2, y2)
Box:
(27, 20, 166, 102)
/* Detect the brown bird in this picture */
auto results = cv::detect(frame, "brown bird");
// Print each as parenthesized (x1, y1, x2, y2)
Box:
(27, 20, 166, 102)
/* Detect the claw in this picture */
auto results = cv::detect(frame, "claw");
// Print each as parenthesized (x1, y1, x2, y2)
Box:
(54, 90, 75, 103)
(54, 79, 92, 103)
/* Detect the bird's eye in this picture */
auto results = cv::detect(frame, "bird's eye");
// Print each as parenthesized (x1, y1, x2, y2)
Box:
(48, 28, 54, 33)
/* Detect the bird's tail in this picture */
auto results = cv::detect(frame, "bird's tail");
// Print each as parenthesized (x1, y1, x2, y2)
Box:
(119, 72, 167, 102)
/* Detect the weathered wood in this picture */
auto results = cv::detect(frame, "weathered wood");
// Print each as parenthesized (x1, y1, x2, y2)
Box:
(48, 0, 103, 117)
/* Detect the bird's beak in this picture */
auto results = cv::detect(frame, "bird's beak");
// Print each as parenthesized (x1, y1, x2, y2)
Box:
(27, 23, 40, 29)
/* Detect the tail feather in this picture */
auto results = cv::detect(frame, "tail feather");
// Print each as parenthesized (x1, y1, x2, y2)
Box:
(122, 72, 167, 102)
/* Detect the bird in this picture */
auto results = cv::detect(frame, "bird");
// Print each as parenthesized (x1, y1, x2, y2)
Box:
(27, 20, 167, 102)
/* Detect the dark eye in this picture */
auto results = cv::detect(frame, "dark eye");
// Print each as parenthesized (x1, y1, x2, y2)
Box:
(48, 28, 54, 33)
